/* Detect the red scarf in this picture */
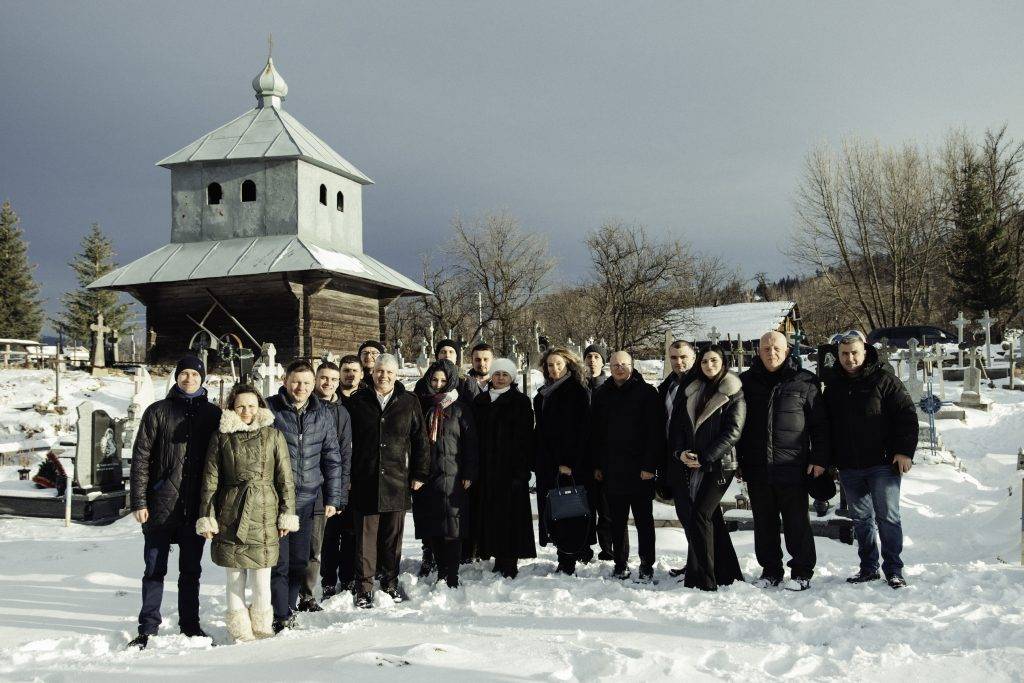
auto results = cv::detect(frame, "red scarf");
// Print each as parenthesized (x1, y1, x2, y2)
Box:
(428, 389, 459, 443)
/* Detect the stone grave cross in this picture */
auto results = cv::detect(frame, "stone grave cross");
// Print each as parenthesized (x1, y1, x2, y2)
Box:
(89, 314, 111, 369)
(904, 338, 924, 403)
(951, 311, 968, 367)
(707, 327, 721, 344)
(976, 310, 996, 367)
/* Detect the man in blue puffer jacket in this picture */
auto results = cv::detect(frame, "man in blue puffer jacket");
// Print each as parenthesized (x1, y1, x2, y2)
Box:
(266, 360, 345, 632)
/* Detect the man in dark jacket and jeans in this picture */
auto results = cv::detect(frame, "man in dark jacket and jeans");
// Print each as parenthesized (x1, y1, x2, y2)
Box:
(737, 331, 830, 591)
(128, 355, 221, 649)
(590, 351, 664, 583)
(267, 360, 345, 631)
(822, 332, 917, 589)
(297, 360, 353, 611)
(348, 353, 430, 608)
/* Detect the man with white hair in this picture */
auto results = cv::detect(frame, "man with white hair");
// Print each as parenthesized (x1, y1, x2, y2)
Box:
(346, 354, 430, 608)
(821, 331, 917, 589)
(737, 330, 830, 591)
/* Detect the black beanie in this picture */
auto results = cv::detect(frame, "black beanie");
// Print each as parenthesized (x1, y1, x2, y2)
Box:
(583, 344, 607, 362)
(358, 340, 385, 355)
(174, 355, 206, 382)
(435, 338, 458, 356)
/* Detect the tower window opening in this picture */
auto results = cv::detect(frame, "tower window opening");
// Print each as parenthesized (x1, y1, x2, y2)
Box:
(207, 182, 222, 205)
(241, 179, 257, 202)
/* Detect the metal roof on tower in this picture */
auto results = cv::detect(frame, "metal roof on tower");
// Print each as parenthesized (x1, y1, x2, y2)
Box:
(156, 57, 373, 185)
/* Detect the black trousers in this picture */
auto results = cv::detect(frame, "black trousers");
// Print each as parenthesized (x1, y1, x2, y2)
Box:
(587, 480, 618, 558)
(300, 506, 325, 599)
(354, 510, 405, 594)
(746, 477, 816, 580)
(428, 536, 462, 586)
(674, 473, 743, 590)
(606, 485, 655, 568)
(138, 525, 205, 635)
(271, 499, 316, 620)
(320, 508, 357, 589)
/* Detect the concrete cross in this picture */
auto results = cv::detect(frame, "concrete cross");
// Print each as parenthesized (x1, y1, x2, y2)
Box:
(89, 314, 111, 368)
(707, 327, 721, 344)
(976, 310, 996, 367)
(904, 338, 924, 402)
(951, 311, 968, 367)
(509, 335, 518, 357)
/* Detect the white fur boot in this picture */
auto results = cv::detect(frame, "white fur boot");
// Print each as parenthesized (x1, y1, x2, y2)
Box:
(249, 604, 274, 639)
(226, 608, 255, 643)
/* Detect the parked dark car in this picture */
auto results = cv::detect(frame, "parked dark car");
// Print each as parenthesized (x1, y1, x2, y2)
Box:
(866, 325, 957, 348)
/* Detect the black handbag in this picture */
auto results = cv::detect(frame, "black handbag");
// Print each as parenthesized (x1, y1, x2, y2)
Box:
(545, 478, 590, 522)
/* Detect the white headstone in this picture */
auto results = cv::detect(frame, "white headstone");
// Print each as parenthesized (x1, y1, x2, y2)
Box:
(977, 310, 996, 367)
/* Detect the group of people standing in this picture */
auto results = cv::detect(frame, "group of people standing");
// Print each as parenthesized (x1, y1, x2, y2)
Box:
(125, 329, 917, 649)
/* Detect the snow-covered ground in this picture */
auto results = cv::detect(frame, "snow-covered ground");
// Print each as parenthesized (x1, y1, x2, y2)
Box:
(0, 368, 1022, 681)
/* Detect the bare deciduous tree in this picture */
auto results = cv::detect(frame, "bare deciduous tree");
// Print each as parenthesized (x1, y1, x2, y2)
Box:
(586, 221, 694, 350)
(451, 211, 555, 352)
(790, 139, 945, 330)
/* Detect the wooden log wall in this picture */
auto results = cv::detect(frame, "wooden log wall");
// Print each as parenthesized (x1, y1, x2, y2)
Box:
(135, 273, 393, 366)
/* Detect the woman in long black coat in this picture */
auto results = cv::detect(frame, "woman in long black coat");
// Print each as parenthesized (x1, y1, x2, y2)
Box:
(533, 346, 591, 575)
(471, 358, 537, 578)
(666, 345, 746, 591)
(413, 359, 479, 588)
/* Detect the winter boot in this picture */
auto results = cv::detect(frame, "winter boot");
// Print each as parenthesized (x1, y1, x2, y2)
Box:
(887, 574, 907, 589)
(752, 573, 782, 589)
(126, 633, 149, 650)
(226, 609, 255, 643)
(783, 577, 811, 592)
(321, 583, 339, 600)
(846, 570, 882, 584)
(296, 596, 323, 613)
(354, 592, 374, 609)
(634, 564, 655, 584)
(249, 605, 274, 639)
(181, 626, 216, 645)
(383, 582, 409, 603)
(612, 564, 631, 580)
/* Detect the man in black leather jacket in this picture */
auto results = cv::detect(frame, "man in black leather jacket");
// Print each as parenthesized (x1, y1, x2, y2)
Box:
(128, 355, 221, 649)
(737, 331, 830, 591)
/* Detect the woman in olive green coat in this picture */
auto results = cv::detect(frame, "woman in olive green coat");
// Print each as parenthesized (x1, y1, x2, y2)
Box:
(197, 384, 298, 642)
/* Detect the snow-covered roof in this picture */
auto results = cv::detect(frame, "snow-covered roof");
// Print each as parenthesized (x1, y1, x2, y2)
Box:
(666, 301, 796, 343)
(87, 235, 431, 295)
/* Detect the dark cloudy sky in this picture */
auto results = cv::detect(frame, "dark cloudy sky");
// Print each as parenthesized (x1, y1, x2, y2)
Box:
(3, 1, 1023, 333)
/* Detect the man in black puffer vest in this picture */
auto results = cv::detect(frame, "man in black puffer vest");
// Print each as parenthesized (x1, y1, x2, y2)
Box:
(737, 331, 830, 591)
(590, 351, 664, 583)
(128, 355, 221, 650)
(821, 332, 917, 589)
(266, 360, 344, 632)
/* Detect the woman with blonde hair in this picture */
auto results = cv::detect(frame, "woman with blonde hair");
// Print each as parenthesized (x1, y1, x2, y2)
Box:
(197, 384, 297, 642)
(533, 346, 591, 575)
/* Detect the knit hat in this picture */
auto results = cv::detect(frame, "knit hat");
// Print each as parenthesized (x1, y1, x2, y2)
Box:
(490, 357, 518, 379)
(358, 340, 385, 355)
(174, 355, 206, 382)
(583, 344, 607, 362)
(435, 338, 459, 357)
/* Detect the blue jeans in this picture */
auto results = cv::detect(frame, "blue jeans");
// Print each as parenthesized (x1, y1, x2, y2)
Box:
(839, 465, 904, 577)
(272, 499, 315, 621)
(138, 525, 206, 636)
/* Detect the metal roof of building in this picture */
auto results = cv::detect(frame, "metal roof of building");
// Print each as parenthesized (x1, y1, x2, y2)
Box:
(666, 301, 797, 342)
(156, 106, 373, 185)
(88, 236, 430, 296)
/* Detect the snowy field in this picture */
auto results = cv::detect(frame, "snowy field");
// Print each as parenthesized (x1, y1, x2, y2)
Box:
(0, 368, 1022, 681)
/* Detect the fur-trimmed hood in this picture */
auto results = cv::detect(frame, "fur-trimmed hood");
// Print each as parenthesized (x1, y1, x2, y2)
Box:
(685, 371, 743, 433)
(219, 407, 275, 434)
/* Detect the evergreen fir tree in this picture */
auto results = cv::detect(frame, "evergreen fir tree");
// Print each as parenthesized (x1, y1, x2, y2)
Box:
(948, 159, 1016, 320)
(57, 224, 131, 344)
(0, 200, 44, 339)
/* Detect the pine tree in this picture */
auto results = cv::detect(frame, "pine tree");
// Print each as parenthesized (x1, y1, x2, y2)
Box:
(0, 200, 44, 339)
(57, 224, 132, 343)
(947, 158, 1016, 320)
